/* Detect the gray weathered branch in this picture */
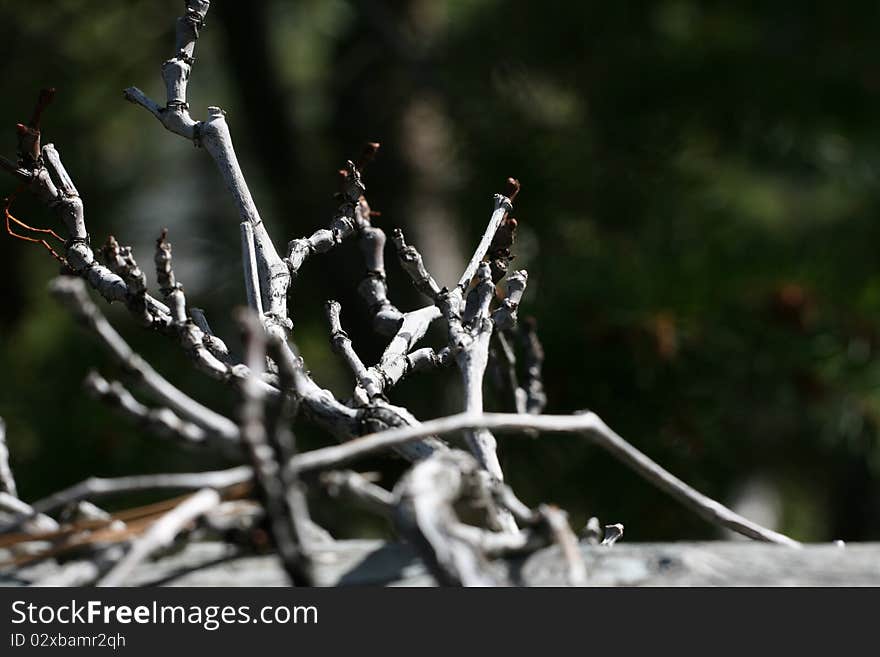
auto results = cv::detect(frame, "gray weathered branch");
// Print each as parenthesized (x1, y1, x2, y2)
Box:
(285, 160, 364, 280)
(321, 471, 395, 518)
(392, 451, 500, 586)
(97, 488, 222, 587)
(83, 371, 214, 449)
(0, 419, 16, 498)
(0, 492, 58, 534)
(519, 318, 547, 414)
(458, 182, 517, 290)
(49, 277, 241, 445)
(154, 229, 233, 378)
(124, 0, 290, 330)
(287, 411, 800, 546)
(1, 136, 239, 383)
(8, 466, 251, 529)
(237, 310, 313, 585)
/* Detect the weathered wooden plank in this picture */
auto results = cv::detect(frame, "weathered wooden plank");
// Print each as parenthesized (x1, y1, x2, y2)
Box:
(5, 541, 877, 587)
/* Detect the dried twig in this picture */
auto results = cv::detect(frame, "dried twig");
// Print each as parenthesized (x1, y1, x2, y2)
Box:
(325, 300, 381, 402)
(83, 371, 212, 449)
(0, 492, 59, 534)
(536, 505, 587, 586)
(50, 277, 240, 445)
(0, 466, 251, 534)
(286, 160, 364, 281)
(0, 418, 16, 498)
(97, 488, 222, 586)
(392, 240, 516, 527)
(458, 180, 518, 290)
(392, 451, 500, 586)
(237, 310, 313, 585)
(3, 134, 237, 382)
(602, 523, 624, 547)
(241, 222, 264, 316)
(519, 318, 547, 415)
(124, 0, 291, 331)
(390, 181, 527, 532)
(320, 471, 395, 518)
(357, 215, 404, 335)
(288, 411, 800, 547)
(0, 1, 809, 590)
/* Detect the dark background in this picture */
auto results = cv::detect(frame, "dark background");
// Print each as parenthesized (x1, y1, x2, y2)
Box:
(1, 0, 879, 542)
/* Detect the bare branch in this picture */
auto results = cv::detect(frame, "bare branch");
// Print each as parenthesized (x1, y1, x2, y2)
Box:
(582, 516, 603, 544)
(326, 300, 381, 401)
(0, 492, 58, 534)
(357, 223, 404, 335)
(240, 222, 264, 315)
(2, 139, 241, 383)
(519, 317, 547, 415)
(451, 266, 507, 485)
(391, 228, 443, 302)
(537, 504, 587, 586)
(83, 371, 218, 450)
(237, 310, 313, 585)
(154, 229, 238, 380)
(37, 143, 171, 327)
(154, 229, 186, 324)
(491, 269, 528, 331)
(0, 418, 17, 498)
(389, 227, 513, 527)
(285, 161, 363, 279)
(0, 2, 809, 587)
(100, 235, 150, 325)
(458, 179, 518, 290)
(602, 523, 624, 546)
(0, 466, 252, 534)
(489, 330, 526, 413)
(365, 306, 449, 398)
(287, 411, 800, 546)
(50, 277, 240, 445)
(97, 488, 222, 586)
(463, 266, 495, 327)
(392, 451, 500, 586)
(321, 470, 395, 518)
(124, 0, 290, 329)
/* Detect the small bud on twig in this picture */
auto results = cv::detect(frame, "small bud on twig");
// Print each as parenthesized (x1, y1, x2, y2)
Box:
(29, 88, 56, 130)
(357, 141, 381, 170)
(503, 177, 520, 202)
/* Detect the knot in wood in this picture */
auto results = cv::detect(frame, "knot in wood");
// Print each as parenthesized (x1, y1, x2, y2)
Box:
(357, 405, 411, 436)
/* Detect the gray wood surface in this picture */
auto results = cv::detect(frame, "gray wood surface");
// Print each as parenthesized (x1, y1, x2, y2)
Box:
(5, 540, 878, 587)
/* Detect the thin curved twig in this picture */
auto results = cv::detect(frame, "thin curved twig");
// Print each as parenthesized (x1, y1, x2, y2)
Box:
(288, 411, 800, 547)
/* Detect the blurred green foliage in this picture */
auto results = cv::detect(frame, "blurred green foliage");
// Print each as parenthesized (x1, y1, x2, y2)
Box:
(1, 0, 878, 541)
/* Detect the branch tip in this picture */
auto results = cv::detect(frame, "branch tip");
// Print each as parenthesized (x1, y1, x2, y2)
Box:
(29, 88, 56, 129)
(357, 141, 381, 170)
(504, 177, 521, 202)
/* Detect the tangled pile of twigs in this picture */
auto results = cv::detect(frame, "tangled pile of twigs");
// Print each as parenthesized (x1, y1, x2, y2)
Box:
(0, 0, 799, 588)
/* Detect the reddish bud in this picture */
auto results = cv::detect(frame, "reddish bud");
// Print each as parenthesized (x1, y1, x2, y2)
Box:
(30, 88, 56, 129)
(356, 141, 381, 170)
(504, 177, 521, 201)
